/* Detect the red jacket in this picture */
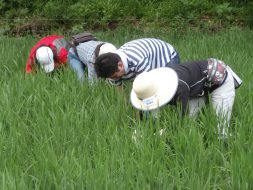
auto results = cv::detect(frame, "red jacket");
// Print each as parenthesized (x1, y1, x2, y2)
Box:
(25, 35, 69, 73)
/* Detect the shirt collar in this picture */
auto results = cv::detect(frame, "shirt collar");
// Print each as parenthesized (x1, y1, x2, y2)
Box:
(115, 50, 129, 73)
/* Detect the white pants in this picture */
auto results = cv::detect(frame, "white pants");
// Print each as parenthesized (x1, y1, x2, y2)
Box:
(188, 70, 235, 136)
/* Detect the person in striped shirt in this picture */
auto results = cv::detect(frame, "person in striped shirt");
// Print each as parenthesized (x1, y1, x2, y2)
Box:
(94, 38, 180, 86)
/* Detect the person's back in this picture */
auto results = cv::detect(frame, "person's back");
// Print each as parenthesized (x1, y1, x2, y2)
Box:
(171, 60, 209, 98)
(118, 38, 179, 74)
(74, 40, 105, 66)
(68, 40, 117, 81)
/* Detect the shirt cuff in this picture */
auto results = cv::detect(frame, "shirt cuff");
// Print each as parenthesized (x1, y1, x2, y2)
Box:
(107, 78, 122, 86)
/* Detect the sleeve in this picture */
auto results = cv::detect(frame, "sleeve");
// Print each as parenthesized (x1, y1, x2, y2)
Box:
(107, 78, 122, 86)
(174, 83, 190, 117)
(25, 58, 33, 73)
(58, 48, 68, 64)
(87, 61, 97, 83)
(135, 57, 151, 75)
(25, 51, 36, 74)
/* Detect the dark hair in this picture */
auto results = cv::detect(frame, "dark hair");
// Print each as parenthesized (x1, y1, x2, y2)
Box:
(94, 53, 121, 78)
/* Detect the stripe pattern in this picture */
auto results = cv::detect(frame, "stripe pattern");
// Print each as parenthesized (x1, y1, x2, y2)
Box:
(120, 38, 176, 81)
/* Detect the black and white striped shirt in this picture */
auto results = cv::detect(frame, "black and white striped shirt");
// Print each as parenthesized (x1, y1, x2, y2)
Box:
(110, 38, 178, 85)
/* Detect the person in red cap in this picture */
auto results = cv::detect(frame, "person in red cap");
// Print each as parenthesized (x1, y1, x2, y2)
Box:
(25, 35, 69, 74)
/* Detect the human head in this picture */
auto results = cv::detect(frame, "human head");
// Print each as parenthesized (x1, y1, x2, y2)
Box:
(35, 46, 55, 73)
(95, 52, 124, 79)
(98, 43, 117, 56)
(130, 67, 178, 111)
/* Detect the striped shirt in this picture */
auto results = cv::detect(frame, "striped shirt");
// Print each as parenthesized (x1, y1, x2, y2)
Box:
(110, 38, 178, 85)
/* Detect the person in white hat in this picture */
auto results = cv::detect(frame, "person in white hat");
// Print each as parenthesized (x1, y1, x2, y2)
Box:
(130, 58, 242, 138)
(26, 35, 69, 74)
(68, 40, 117, 82)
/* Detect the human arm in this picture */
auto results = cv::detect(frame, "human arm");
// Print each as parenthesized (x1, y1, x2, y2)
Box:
(106, 78, 124, 93)
(25, 50, 36, 74)
(172, 82, 190, 117)
(67, 49, 86, 80)
(135, 57, 151, 75)
(25, 57, 33, 74)
(57, 48, 68, 65)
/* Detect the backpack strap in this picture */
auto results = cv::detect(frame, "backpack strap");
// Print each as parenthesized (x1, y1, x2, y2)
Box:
(69, 32, 97, 59)
(94, 43, 105, 58)
(71, 32, 97, 46)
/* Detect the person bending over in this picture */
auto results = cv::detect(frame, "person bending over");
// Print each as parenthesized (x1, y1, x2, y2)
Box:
(130, 58, 242, 138)
(26, 35, 69, 74)
(94, 38, 180, 87)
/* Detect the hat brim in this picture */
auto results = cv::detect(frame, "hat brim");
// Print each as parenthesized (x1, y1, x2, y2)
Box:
(41, 61, 54, 73)
(130, 67, 178, 111)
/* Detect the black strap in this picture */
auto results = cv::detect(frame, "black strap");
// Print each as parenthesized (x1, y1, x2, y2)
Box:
(69, 32, 98, 62)
(94, 43, 105, 58)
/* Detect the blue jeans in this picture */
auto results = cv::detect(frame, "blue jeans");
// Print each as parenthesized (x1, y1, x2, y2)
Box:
(67, 48, 86, 80)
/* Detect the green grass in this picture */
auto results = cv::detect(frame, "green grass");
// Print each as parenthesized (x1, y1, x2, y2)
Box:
(0, 27, 253, 189)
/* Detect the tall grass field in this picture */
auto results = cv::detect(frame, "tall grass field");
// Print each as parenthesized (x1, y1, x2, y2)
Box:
(0, 28, 253, 189)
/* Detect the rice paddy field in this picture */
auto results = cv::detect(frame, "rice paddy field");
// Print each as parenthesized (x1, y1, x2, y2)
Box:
(0, 27, 253, 189)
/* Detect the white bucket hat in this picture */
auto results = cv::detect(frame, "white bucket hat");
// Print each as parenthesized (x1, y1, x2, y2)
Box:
(36, 46, 55, 73)
(98, 43, 117, 56)
(130, 67, 178, 111)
